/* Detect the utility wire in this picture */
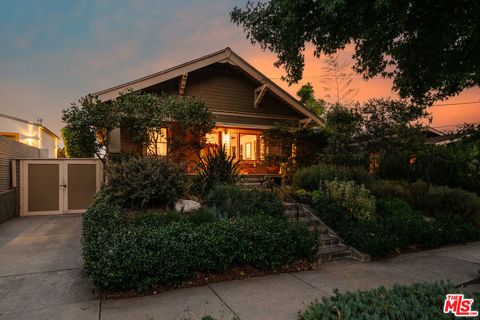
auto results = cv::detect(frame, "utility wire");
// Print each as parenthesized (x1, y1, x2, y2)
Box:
(431, 122, 480, 129)
(431, 100, 480, 107)
(269, 74, 480, 107)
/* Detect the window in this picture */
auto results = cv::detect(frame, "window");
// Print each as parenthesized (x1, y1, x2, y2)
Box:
(146, 128, 167, 156)
(239, 134, 257, 160)
(0, 132, 19, 141)
(205, 132, 219, 145)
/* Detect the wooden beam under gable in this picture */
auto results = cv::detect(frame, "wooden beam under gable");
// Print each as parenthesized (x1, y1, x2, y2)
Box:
(254, 84, 268, 109)
(178, 73, 188, 96)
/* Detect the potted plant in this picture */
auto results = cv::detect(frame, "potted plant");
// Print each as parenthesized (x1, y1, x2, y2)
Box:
(263, 154, 282, 174)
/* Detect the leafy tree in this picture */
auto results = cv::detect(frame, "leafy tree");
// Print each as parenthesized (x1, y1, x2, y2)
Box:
(160, 95, 216, 160)
(296, 83, 326, 116)
(62, 95, 119, 164)
(115, 90, 165, 156)
(231, 1, 480, 104)
(413, 124, 480, 192)
(263, 122, 329, 168)
(61, 126, 95, 158)
(322, 104, 364, 166)
(319, 55, 358, 105)
(358, 98, 429, 154)
(116, 90, 215, 159)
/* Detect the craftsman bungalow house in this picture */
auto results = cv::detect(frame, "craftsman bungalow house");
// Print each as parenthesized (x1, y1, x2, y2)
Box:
(93, 48, 321, 174)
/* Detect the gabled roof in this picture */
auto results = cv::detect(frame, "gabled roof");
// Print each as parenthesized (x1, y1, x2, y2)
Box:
(93, 47, 322, 124)
(422, 126, 445, 137)
(0, 112, 59, 139)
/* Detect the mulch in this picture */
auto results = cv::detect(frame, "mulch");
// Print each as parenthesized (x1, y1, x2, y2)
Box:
(98, 259, 313, 300)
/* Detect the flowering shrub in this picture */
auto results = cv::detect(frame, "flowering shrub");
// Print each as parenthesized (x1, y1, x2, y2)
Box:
(320, 180, 376, 219)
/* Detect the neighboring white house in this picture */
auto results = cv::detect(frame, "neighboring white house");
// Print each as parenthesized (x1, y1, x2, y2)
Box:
(0, 113, 59, 158)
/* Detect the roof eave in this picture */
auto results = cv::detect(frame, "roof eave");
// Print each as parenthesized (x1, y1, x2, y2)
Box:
(92, 47, 322, 125)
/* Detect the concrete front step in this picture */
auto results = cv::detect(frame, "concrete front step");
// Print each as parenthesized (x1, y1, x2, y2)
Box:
(317, 244, 353, 263)
(282, 201, 370, 265)
(319, 234, 341, 247)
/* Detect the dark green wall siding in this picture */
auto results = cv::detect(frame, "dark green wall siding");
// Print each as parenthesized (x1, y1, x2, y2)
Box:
(214, 114, 298, 127)
(143, 63, 303, 119)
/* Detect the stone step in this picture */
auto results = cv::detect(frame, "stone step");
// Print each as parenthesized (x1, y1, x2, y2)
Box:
(317, 245, 353, 263)
(307, 225, 330, 234)
(281, 200, 369, 264)
(319, 234, 341, 247)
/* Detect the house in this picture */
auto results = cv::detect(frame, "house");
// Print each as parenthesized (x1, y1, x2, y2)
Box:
(93, 47, 322, 174)
(0, 113, 59, 158)
(422, 126, 458, 145)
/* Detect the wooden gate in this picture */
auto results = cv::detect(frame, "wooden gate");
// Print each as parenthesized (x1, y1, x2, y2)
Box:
(20, 159, 102, 216)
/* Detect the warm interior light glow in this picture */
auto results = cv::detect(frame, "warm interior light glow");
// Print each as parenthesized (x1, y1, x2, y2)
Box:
(223, 133, 230, 145)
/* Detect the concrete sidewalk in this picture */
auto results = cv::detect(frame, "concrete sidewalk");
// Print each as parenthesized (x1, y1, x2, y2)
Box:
(0, 215, 479, 320)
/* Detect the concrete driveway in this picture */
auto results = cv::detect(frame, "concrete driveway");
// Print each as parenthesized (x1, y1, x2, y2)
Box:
(0, 215, 97, 319)
(0, 215, 479, 320)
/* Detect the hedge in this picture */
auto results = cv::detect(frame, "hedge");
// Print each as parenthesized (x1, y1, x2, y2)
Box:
(300, 281, 479, 320)
(82, 201, 318, 290)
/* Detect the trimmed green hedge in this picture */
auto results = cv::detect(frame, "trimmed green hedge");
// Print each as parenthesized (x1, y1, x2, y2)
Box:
(207, 184, 284, 218)
(300, 281, 479, 320)
(82, 201, 318, 290)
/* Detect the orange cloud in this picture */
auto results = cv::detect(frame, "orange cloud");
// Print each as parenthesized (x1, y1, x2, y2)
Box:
(243, 45, 480, 131)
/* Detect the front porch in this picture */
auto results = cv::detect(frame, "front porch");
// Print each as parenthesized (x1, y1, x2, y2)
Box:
(203, 126, 282, 175)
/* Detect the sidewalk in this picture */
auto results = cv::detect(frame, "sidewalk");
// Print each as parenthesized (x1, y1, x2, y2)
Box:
(99, 242, 480, 320)
(0, 215, 478, 320)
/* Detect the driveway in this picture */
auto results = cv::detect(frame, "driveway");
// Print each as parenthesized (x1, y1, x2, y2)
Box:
(0, 215, 479, 320)
(0, 215, 97, 319)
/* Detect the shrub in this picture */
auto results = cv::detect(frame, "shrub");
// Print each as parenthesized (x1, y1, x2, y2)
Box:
(414, 186, 480, 226)
(82, 202, 317, 290)
(321, 180, 376, 220)
(207, 184, 284, 218)
(369, 179, 412, 202)
(377, 150, 412, 180)
(102, 157, 185, 209)
(192, 145, 241, 195)
(185, 207, 218, 225)
(300, 281, 478, 320)
(413, 142, 480, 194)
(314, 195, 480, 257)
(369, 180, 480, 226)
(129, 211, 183, 228)
(293, 163, 372, 191)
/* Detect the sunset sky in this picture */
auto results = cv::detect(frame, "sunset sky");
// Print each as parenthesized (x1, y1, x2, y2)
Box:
(1, 0, 479, 136)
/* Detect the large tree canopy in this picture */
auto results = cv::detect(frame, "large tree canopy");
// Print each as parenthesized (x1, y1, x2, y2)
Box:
(231, 0, 480, 105)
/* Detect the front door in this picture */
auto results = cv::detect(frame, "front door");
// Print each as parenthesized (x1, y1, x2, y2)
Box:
(21, 160, 102, 216)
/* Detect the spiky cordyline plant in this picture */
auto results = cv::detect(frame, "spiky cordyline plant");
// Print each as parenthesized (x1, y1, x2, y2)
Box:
(192, 145, 241, 195)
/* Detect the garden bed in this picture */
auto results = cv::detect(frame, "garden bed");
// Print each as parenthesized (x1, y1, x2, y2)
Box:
(299, 281, 479, 320)
(98, 259, 312, 299)
(292, 164, 480, 258)
(82, 200, 318, 293)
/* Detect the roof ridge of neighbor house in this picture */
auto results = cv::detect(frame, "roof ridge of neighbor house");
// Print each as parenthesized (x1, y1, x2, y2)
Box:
(0, 112, 59, 139)
(91, 47, 322, 124)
